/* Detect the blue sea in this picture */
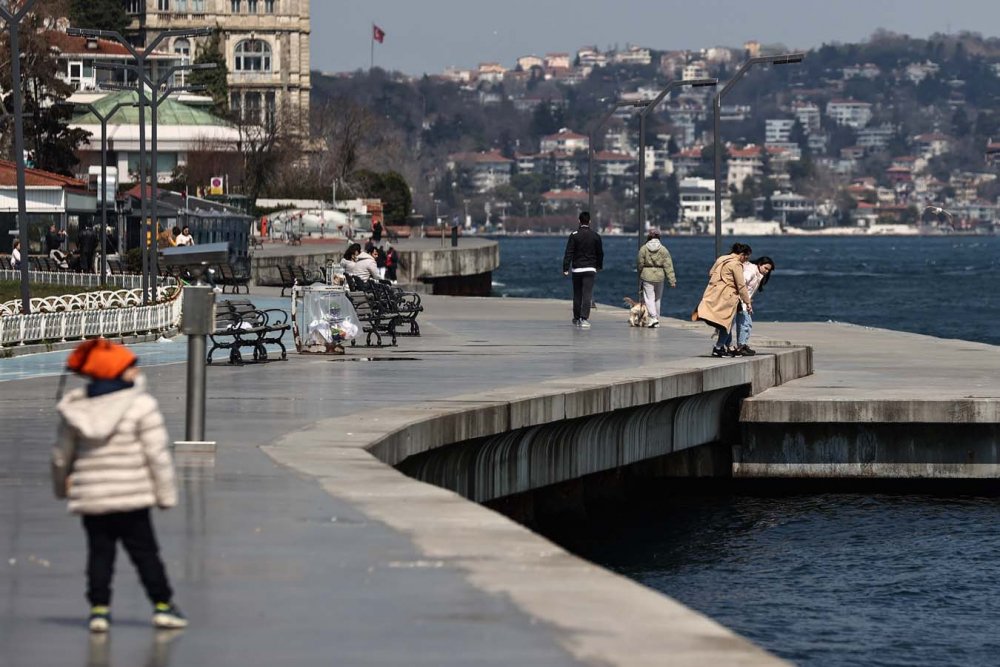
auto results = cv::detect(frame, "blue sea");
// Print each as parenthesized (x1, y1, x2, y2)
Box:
(492, 234, 1000, 666)
(491, 235, 1000, 345)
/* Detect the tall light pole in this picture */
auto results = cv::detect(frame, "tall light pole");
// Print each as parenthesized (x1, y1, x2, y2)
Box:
(588, 99, 647, 218)
(60, 100, 138, 286)
(1, 0, 37, 315)
(68, 26, 214, 304)
(637, 78, 717, 289)
(713, 53, 804, 256)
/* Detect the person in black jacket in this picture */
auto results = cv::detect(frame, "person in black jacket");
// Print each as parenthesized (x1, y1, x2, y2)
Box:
(562, 211, 603, 328)
(46, 225, 66, 254)
(78, 226, 97, 273)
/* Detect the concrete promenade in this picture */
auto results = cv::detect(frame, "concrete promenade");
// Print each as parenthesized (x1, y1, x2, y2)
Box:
(0, 294, 802, 666)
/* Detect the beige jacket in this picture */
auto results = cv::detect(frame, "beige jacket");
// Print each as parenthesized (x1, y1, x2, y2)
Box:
(695, 254, 751, 330)
(51, 375, 177, 515)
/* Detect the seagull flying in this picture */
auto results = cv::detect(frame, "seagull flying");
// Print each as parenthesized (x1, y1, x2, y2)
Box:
(922, 205, 954, 223)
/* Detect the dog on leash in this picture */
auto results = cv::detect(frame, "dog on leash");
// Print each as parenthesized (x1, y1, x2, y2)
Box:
(623, 297, 650, 327)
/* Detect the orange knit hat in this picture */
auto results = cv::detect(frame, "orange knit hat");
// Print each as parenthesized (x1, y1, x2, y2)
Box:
(66, 339, 137, 380)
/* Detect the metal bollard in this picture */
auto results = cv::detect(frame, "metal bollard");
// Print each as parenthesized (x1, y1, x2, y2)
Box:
(451, 225, 458, 247)
(175, 283, 216, 453)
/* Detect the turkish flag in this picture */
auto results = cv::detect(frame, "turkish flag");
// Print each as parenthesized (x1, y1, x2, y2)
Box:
(373, 24, 386, 44)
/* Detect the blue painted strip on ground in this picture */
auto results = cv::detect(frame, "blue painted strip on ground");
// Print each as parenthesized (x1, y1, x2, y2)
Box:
(0, 295, 295, 383)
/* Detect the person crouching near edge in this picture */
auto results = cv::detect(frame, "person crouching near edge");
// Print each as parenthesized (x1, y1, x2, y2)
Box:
(732, 256, 775, 357)
(637, 229, 677, 328)
(563, 211, 604, 329)
(694, 242, 752, 357)
(51, 339, 187, 633)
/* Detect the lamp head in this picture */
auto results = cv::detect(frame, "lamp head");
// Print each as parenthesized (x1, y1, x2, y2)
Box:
(189, 63, 218, 71)
(687, 78, 719, 88)
(766, 53, 805, 66)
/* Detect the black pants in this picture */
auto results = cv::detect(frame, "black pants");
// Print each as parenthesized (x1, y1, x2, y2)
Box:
(82, 509, 172, 607)
(572, 272, 596, 321)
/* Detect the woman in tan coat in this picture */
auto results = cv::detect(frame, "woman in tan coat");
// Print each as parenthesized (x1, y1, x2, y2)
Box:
(695, 243, 753, 357)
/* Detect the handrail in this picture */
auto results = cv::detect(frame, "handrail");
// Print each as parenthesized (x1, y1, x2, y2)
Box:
(0, 287, 183, 348)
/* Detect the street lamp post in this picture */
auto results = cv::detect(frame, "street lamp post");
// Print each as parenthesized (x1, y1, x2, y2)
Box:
(68, 26, 214, 304)
(713, 53, 804, 257)
(588, 100, 648, 218)
(636, 78, 717, 290)
(60, 100, 138, 286)
(1, 0, 38, 315)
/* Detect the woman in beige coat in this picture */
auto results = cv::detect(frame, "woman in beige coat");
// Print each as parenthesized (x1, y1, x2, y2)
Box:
(52, 339, 187, 633)
(694, 243, 753, 357)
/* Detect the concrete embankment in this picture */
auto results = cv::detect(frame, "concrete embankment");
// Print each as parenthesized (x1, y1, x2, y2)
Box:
(251, 237, 499, 295)
(263, 297, 810, 666)
(737, 322, 1000, 479)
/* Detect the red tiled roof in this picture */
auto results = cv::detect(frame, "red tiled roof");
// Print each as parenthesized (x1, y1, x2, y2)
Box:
(914, 133, 949, 142)
(886, 166, 913, 172)
(674, 147, 704, 159)
(827, 98, 871, 105)
(0, 159, 87, 189)
(542, 190, 587, 200)
(45, 31, 174, 58)
(543, 130, 587, 141)
(594, 151, 634, 161)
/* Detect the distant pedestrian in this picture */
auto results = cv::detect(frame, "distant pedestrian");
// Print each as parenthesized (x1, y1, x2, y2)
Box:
(636, 230, 676, 328)
(170, 226, 182, 247)
(51, 339, 187, 633)
(174, 226, 194, 247)
(732, 256, 774, 356)
(562, 211, 603, 329)
(11, 239, 22, 269)
(46, 224, 66, 253)
(372, 246, 387, 279)
(79, 226, 97, 273)
(371, 218, 384, 244)
(694, 242, 752, 357)
(384, 245, 399, 283)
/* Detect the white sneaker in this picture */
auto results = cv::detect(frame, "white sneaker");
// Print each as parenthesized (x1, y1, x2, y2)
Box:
(648, 319, 659, 328)
(212, 287, 223, 294)
(579, 320, 591, 329)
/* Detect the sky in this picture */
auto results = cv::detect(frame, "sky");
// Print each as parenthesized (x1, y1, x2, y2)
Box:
(313, 0, 1000, 76)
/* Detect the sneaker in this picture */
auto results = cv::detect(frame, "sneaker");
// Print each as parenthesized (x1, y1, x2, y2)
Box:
(212, 286, 223, 294)
(737, 345, 757, 356)
(648, 319, 659, 328)
(711, 346, 726, 358)
(89, 606, 110, 633)
(572, 318, 580, 326)
(579, 320, 591, 329)
(153, 602, 188, 629)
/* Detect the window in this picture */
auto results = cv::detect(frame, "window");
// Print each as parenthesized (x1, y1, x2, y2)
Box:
(126, 0, 142, 13)
(173, 38, 191, 86)
(231, 0, 241, 11)
(191, 0, 204, 10)
(231, 92, 242, 112)
(234, 39, 272, 72)
(244, 92, 262, 123)
(174, 0, 188, 11)
(248, 0, 258, 12)
(265, 91, 276, 123)
(265, 0, 275, 11)
(157, 0, 169, 10)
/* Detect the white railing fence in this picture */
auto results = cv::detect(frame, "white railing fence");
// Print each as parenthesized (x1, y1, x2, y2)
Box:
(0, 287, 183, 348)
(0, 269, 148, 290)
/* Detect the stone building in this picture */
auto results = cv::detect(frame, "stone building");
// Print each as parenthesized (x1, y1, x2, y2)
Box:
(123, 0, 311, 124)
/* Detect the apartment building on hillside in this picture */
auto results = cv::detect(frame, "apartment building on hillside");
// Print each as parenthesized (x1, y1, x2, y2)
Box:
(122, 0, 311, 125)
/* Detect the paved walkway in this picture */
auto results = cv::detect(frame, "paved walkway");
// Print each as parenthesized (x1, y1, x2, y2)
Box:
(1, 295, 773, 666)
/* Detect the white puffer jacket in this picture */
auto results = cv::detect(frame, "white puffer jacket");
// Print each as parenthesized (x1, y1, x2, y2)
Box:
(51, 375, 177, 515)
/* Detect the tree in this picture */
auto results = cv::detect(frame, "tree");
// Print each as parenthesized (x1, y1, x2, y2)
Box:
(352, 170, 412, 225)
(951, 107, 971, 137)
(233, 107, 292, 212)
(190, 31, 229, 117)
(0, 0, 89, 175)
(663, 172, 680, 224)
(68, 0, 128, 33)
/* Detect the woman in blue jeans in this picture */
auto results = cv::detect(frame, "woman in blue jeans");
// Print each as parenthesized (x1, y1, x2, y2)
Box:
(731, 256, 774, 356)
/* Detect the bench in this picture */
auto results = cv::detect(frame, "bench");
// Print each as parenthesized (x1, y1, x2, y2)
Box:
(286, 232, 302, 246)
(0, 256, 11, 271)
(216, 260, 251, 295)
(290, 264, 321, 287)
(344, 275, 406, 347)
(207, 299, 290, 365)
(277, 264, 297, 297)
(250, 235, 265, 250)
(108, 259, 125, 276)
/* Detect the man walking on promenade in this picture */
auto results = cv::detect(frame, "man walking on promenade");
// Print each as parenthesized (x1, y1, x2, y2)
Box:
(563, 211, 603, 329)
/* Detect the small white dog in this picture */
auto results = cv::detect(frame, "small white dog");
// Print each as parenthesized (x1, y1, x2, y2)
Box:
(623, 297, 650, 327)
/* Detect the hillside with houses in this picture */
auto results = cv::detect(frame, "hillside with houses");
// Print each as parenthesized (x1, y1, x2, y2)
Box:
(315, 30, 1000, 234)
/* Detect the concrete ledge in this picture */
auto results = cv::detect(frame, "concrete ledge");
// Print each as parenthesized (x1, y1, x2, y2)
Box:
(0, 327, 178, 359)
(262, 344, 810, 666)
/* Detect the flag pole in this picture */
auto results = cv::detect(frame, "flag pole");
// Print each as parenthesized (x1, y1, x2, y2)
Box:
(370, 23, 374, 71)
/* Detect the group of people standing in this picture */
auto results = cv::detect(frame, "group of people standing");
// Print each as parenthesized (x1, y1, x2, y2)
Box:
(562, 212, 776, 356)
